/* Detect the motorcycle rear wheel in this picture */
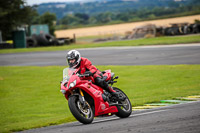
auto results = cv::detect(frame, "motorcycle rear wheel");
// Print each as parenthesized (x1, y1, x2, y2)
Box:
(113, 87, 132, 118)
(68, 95, 94, 124)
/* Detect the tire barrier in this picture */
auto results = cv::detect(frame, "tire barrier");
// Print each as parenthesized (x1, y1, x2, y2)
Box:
(124, 23, 200, 40)
(163, 23, 200, 36)
(26, 33, 75, 47)
(26, 36, 37, 48)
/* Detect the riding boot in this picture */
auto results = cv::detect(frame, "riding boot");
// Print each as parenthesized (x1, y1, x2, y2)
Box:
(102, 93, 109, 102)
(109, 87, 126, 101)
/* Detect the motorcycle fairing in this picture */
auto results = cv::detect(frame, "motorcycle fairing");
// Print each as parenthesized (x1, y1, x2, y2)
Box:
(64, 79, 118, 116)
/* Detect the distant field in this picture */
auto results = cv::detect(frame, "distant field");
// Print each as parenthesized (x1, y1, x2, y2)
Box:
(55, 15, 200, 38)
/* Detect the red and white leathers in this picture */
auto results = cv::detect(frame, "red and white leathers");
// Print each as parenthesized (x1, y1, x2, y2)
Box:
(77, 57, 101, 78)
(76, 57, 116, 93)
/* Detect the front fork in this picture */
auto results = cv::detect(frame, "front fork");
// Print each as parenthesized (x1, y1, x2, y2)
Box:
(78, 88, 87, 108)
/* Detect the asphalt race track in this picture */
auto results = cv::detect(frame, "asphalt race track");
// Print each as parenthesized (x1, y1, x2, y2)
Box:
(19, 101, 200, 133)
(0, 43, 200, 66)
(2, 43, 200, 133)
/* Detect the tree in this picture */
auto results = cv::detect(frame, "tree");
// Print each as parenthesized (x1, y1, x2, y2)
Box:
(95, 12, 112, 23)
(39, 12, 57, 36)
(116, 13, 129, 22)
(60, 14, 81, 26)
(0, 0, 37, 40)
(75, 13, 89, 21)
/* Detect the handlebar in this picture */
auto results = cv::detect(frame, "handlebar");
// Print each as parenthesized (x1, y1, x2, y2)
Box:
(78, 73, 90, 77)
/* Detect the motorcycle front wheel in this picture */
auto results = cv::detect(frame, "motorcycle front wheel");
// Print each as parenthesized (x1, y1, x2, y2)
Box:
(68, 95, 94, 124)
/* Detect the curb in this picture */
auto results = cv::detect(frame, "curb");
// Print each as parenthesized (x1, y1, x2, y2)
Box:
(132, 95, 200, 111)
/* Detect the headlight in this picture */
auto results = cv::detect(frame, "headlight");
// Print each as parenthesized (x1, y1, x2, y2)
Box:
(69, 80, 76, 89)
(60, 89, 66, 94)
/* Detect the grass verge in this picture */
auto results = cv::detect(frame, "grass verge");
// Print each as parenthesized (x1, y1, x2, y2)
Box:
(0, 65, 200, 132)
(0, 34, 200, 54)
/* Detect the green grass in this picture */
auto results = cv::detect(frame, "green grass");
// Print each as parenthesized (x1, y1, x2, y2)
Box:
(0, 34, 200, 54)
(0, 65, 200, 132)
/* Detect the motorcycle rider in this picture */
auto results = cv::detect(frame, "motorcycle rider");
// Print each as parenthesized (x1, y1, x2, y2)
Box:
(66, 50, 122, 101)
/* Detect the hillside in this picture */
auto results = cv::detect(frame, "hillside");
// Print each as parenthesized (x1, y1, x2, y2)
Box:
(37, 0, 194, 19)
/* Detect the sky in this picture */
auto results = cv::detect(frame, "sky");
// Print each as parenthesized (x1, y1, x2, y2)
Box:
(25, 0, 85, 5)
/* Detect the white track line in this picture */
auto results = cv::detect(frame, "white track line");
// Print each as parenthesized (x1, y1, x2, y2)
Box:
(93, 109, 168, 123)
(130, 109, 168, 117)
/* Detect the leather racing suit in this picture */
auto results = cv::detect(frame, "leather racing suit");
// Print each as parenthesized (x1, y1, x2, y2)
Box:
(76, 57, 114, 93)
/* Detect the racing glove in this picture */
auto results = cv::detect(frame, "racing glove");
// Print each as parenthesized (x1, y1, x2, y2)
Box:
(84, 71, 93, 76)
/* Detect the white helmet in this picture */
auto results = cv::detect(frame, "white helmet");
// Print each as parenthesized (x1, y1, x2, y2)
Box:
(66, 50, 81, 68)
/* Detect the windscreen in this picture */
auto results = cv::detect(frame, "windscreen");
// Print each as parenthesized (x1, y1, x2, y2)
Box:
(62, 68, 76, 82)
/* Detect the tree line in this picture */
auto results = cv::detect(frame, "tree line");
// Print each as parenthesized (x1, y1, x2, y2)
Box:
(0, 0, 56, 40)
(0, 0, 200, 40)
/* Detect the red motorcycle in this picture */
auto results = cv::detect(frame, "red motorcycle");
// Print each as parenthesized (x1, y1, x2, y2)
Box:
(60, 68, 132, 124)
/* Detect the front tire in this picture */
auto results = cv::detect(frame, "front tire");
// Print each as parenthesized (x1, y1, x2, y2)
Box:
(68, 95, 94, 124)
(113, 87, 132, 118)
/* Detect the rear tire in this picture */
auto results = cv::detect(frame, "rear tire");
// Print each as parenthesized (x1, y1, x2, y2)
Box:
(113, 87, 132, 118)
(68, 95, 94, 124)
